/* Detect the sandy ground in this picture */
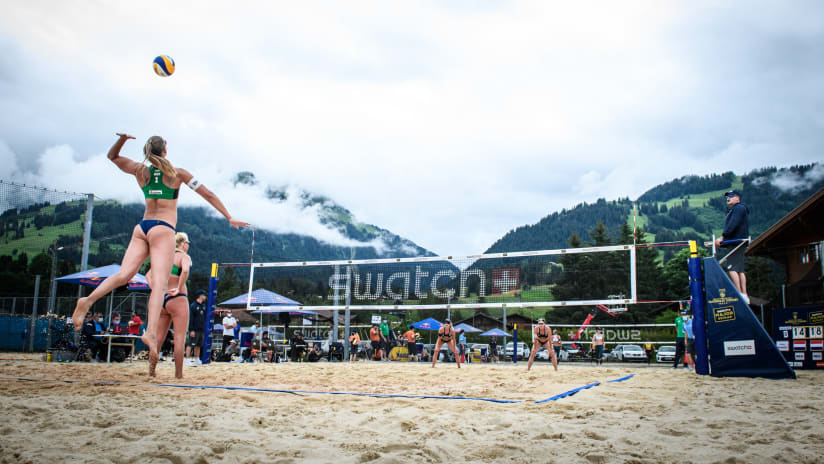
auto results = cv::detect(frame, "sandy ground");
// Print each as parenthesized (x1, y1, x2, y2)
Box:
(0, 353, 822, 464)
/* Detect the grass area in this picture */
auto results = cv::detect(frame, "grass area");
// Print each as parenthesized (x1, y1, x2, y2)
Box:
(0, 218, 88, 258)
(659, 176, 741, 209)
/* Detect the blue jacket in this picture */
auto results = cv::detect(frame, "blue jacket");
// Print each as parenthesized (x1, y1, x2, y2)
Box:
(722, 203, 749, 240)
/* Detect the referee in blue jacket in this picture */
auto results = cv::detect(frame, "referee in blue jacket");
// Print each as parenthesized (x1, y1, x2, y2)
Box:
(714, 190, 750, 303)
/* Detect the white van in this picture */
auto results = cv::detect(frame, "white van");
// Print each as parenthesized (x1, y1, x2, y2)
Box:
(505, 342, 530, 360)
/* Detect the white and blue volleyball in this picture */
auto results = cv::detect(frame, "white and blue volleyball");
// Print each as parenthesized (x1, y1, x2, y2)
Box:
(153, 55, 175, 77)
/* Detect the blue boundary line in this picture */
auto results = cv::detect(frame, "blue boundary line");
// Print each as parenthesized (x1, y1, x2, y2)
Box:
(2, 373, 636, 404)
(535, 382, 600, 403)
(607, 373, 635, 383)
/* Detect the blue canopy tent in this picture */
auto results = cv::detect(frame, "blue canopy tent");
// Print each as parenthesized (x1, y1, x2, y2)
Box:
(56, 264, 150, 324)
(454, 323, 481, 333)
(480, 328, 511, 337)
(221, 289, 308, 348)
(219, 289, 302, 306)
(409, 317, 444, 344)
(409, 317, 442, 331)
(56, 264, 149, 290)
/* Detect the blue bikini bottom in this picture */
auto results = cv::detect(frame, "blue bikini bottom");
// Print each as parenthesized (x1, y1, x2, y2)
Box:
(163, 293, 188, 308)
(138, 219, 175, 235)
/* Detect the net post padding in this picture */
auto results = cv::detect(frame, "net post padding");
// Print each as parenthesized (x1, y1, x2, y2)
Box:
(248, 245, 637, 311)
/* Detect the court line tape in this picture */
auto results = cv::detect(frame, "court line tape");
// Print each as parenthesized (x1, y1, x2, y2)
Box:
(535, 382, 600, 403)
(0, 373, 636, 405)
(534, 373, 636, 403)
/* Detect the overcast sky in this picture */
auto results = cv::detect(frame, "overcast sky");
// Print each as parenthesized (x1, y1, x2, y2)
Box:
(1, 1, 822, 256)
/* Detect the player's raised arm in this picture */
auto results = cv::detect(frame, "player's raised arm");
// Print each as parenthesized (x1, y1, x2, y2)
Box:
(107, 133, 142, 175)
(175, 168, 250, 229)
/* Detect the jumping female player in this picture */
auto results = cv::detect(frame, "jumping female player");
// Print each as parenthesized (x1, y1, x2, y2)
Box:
(72, 133, 248, 375)
(526, 318, 558, 371)
(431, 319, 461, 368)
(146, 232, 192, 378)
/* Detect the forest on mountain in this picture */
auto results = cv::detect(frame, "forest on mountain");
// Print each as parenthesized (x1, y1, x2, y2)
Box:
(1, 164, 821, 327)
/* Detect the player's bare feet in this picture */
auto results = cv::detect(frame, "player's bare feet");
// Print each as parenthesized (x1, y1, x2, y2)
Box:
(148, 351, 158, 377)
(72, 297, 91, 330)
(142, 333, 158, 376)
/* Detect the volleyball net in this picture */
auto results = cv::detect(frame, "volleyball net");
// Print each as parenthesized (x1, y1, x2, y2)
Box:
(244, 244, 637, 311)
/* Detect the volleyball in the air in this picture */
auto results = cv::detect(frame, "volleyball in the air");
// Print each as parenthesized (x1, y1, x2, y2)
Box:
(153, 55, 175, 77)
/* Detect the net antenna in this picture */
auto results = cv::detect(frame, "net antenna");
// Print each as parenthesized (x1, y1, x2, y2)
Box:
(247, 244, 638, 312)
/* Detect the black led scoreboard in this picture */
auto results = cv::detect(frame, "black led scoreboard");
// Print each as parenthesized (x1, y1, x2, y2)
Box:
(772, 306, 824, 369)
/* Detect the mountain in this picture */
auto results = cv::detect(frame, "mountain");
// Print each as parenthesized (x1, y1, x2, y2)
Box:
(486, 163, 824, 258)
(0, 173, 434, 283)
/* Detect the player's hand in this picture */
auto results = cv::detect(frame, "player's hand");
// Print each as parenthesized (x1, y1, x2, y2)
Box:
(167, 288, 179, 297)
(714, 237, 722, 247)
(229, 218, 250, 229)
(116, 133, 136, 140)
(190, 331, 195, 338)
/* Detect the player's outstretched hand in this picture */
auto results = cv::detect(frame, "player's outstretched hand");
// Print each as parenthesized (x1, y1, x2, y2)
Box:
(229, 218, 250, 229)
(115, 133, 136, 140)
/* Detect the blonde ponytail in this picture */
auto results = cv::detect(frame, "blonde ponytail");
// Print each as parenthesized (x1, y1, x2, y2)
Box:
(134, 136, 177, 178)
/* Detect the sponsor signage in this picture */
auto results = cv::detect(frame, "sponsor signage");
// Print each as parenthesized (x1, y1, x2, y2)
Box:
(723, 340, 755, 356)
(371, 315, 382, 324)
(773, 306, 824, 370)
(795, 352, 805, 361)
(713, 306, 736, 323)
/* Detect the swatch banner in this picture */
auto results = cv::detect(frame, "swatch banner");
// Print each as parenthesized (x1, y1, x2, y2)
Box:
(771, 305, 824, 370)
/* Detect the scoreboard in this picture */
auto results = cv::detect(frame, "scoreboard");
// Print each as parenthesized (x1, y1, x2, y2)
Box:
(772, 306, 824, 369)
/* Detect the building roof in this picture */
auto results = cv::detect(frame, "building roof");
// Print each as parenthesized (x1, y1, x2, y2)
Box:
(747, 187, 824, 257)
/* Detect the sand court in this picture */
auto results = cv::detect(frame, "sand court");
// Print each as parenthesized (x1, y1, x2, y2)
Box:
(0, 354, 822, 463)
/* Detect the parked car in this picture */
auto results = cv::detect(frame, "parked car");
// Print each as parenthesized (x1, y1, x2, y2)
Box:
(608, 344, 647, 362)
(535, 346, 551, 360)
(558, 343, 583, 361)
(505, 342, 530, 360)
(656, 345, 676, 363)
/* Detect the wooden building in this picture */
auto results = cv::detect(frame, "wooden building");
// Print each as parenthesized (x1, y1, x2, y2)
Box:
(747, 187, 824, 307)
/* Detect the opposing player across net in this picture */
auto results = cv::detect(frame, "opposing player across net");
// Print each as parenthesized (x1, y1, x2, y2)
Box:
(243, 244, 638, 312)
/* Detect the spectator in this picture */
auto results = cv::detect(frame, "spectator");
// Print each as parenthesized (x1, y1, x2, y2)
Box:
(186, 290, 208, 366)
(91, 312, 106, 360)
(714, 190, 750, 303)
(108, 312, 126, 335)
(673, 303, 687, 369)
(683, 310, 696, 371)
(307, 344, 322, 362)
(128, 312, 143, 335)
(591, 328, 605, 366)
(348, 330, 361, 362)
(290, 332, 306, 362)
(222, 311, 237, 353)
(420, 347, 431, 363)
(379, 319, 390, 361)
(80, 312, 100, 362)
(457, 329, 467, 363)
(223, 339, 240, 362)
(644, 342, 654, 366)
(369, 324, 381, 360)
(259, 331, 277, 362)
(488, 337, 499, 363)
(402, 327, 417, 361)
